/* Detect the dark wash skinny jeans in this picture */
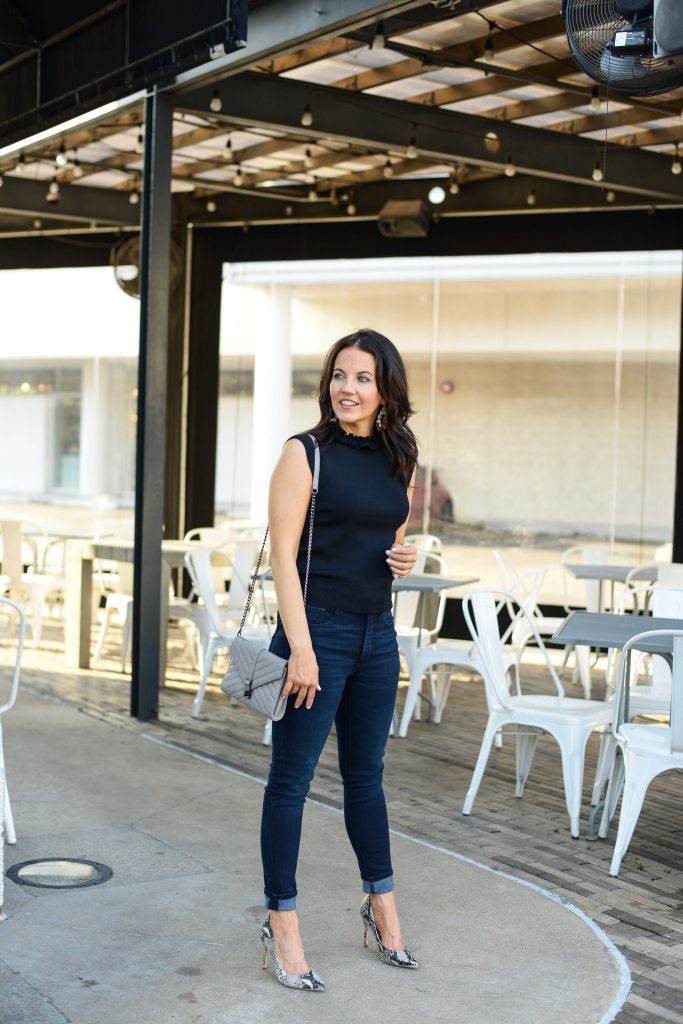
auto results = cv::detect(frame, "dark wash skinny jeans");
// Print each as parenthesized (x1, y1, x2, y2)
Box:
(260, 605, 400, 911)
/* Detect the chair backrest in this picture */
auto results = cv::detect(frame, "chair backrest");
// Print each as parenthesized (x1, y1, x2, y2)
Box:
(657, 563, 683, 587)
(612, 629, 683, 754)
(463, 587, 564, 712)
(183, 525, 232, 546)
(117, 562, 135, 596)
(0, 595, 26, 714)
(404, 533, 442, 555)
(492, 549, 520, 591)
(561, 544, 611, 612)
(184, 547, 232, 635)
(225, 540, 259, 617)
(0, 520, 24, 584)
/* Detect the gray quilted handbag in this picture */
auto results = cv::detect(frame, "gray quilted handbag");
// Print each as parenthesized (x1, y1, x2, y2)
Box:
(220, 437, 320, 721)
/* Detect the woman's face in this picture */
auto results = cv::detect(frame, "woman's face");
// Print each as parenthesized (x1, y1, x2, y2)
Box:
(329, 346, 382, 436)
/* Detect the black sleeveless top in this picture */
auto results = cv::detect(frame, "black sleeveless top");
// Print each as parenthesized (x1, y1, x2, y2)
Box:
(292, 429, 410, 614)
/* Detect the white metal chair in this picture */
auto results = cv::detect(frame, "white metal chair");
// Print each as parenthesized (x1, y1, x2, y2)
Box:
(93, 562, 134, 670)
(0, 520, 61, 647)
(184, 546, 271, 719)
(594, 583, 683, 824)
(462, 588, 613, 837)
(395, 571, 544, 739)
(604, 630, 683, 877)
(0, 596, 26, 848)
(394, 551, 447, 685)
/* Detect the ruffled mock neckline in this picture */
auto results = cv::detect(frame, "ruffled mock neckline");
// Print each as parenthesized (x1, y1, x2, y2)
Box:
(335, 427, 382, 451)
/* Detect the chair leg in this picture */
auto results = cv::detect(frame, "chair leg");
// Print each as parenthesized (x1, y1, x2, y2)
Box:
(398, 664, 426, 737)
(29, 597, 45, 648)
(557, 729, 590, 838)
(92, 606, 113, 664)
(431, 667, 453, 724)
(599, 750, 625, 839)
(191, 638, 220, 719)
(463, 718, 502, 816)
(559, 643, 573, 678)
(515, 729, 539, 797)
(591, 731, 616, 805)
(4, 778, 16, 846)
(575, 645, 592, 699)
(609, 752, 659, 876)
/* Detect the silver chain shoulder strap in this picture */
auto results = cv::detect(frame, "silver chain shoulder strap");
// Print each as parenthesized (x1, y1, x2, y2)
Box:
(237, 435, 320, 636)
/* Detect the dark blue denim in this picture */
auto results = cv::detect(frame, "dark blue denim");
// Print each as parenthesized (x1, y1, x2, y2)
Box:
(260, 605, 400, 910)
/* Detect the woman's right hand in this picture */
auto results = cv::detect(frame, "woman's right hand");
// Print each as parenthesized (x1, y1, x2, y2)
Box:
(283, 644, 321, 709)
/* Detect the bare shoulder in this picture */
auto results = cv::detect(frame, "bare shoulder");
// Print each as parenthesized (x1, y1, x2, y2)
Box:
(278, 437, 312, 473)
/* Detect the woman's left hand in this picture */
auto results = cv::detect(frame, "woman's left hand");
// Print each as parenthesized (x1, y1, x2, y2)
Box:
(386, 543, 418, 579)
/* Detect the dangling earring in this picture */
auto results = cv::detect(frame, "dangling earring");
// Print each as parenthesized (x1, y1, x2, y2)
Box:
(329, 410, 337, 422)
(376, 405, 386, 430)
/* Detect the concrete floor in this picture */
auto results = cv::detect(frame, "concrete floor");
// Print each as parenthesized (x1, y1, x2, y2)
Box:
(0, 692, 627, 1024)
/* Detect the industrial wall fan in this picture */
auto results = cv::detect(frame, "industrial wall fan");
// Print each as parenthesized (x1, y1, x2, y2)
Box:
(563, 0, 683, 95)
(111, 235, 183, 299)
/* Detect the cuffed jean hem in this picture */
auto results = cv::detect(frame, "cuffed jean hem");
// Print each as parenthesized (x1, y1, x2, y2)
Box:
(264, 895, 297, 911)
(362, 874, 394, 895)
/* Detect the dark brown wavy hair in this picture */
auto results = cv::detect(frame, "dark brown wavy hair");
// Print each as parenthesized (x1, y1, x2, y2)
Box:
(308, 328, 418, 485)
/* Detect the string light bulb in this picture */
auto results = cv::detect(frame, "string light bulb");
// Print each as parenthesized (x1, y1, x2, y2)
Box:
(304, 147, 314, 169)
(46, 178, 60, 203)
(16, 153, 25, 175)
(590, 87, 601, 111)
(672, 143, 682, 175)
(233, 165, 243, 186)
(206, 199, 217, 213)
(210, 88, 223, 113)
(383, 159, 394, 178)
(484, 131, 500, 154)
(308, 186, 317, 201)
(428, 185, 446, 205)
(484, 31, 494, 61)
(301, 104, 313, 127)
(0, 172, 4, 188)
(592, 160, 604, 182)
(55, 143, 67, 167)
(526, 187, 536, 206)
(72, 157, 84, 179)
(134, 128, 144, 155)
(129, 188, 140, 205)
(448, 176, 460, 195)
(606, 190, 616, 202)
(504, 155, 516, 177)
(347, 200, 357, 215)
(406, 136, 418, 159)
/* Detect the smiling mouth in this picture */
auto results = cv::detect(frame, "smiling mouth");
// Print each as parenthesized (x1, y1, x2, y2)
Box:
(340, 400, 358, 407)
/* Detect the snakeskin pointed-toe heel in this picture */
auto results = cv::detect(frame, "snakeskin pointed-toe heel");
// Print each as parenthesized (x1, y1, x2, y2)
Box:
(260, 914, 326, 992)
(360, 895, 419, 969)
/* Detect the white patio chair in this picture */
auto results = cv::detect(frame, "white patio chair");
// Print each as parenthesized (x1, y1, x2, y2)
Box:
(462, 588, 613, 838)
(93, 562, 134, 670)
(395, 570, 545, 739)
(594, 583, 683, 827)
(605, 630, 683, 877)
(0, 520, 61, 647)
(0, 596, 26, 848)
(184, 546, 271, 719)
(394, 551, 446, 686)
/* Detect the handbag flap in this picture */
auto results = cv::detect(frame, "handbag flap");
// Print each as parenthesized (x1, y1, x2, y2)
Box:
(229, 636, 287, 692)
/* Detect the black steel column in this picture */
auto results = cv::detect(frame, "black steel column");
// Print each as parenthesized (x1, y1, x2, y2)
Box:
(184, 228, 223, 533)
(673, 256, 683, 562)
(131, 87, 173, 720)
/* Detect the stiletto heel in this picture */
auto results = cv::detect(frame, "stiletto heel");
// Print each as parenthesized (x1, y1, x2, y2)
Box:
(260, 913, 326, 992)
(360, 895, 418, 969)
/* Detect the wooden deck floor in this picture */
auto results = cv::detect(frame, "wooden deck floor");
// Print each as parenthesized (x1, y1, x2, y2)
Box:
(5, 622, 683, 1024)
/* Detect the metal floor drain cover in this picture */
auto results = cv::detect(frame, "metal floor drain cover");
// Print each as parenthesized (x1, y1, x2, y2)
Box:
(6, 858, 113, 889)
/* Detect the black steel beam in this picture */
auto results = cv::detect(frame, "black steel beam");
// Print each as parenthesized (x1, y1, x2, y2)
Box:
(178, 71, 683, 203)
(184, 226, 223, 535)
(0, 174, 135, 224)
(131, 87, 173, 721)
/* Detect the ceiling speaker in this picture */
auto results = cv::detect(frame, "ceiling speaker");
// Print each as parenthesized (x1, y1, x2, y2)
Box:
(378, 200, 430, 238)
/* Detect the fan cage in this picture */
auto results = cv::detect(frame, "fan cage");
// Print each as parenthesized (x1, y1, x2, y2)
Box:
(565, 0, 683, 95)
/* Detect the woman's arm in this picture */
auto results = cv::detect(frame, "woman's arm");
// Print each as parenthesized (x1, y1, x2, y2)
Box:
(386, 466, 418, 577)
(268, 438, 321, 709)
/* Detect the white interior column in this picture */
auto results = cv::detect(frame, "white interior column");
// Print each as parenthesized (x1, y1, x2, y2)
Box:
(250, 283, 291, 524)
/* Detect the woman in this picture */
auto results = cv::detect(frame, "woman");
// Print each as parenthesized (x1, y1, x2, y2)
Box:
(260, 328, 420, 992)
